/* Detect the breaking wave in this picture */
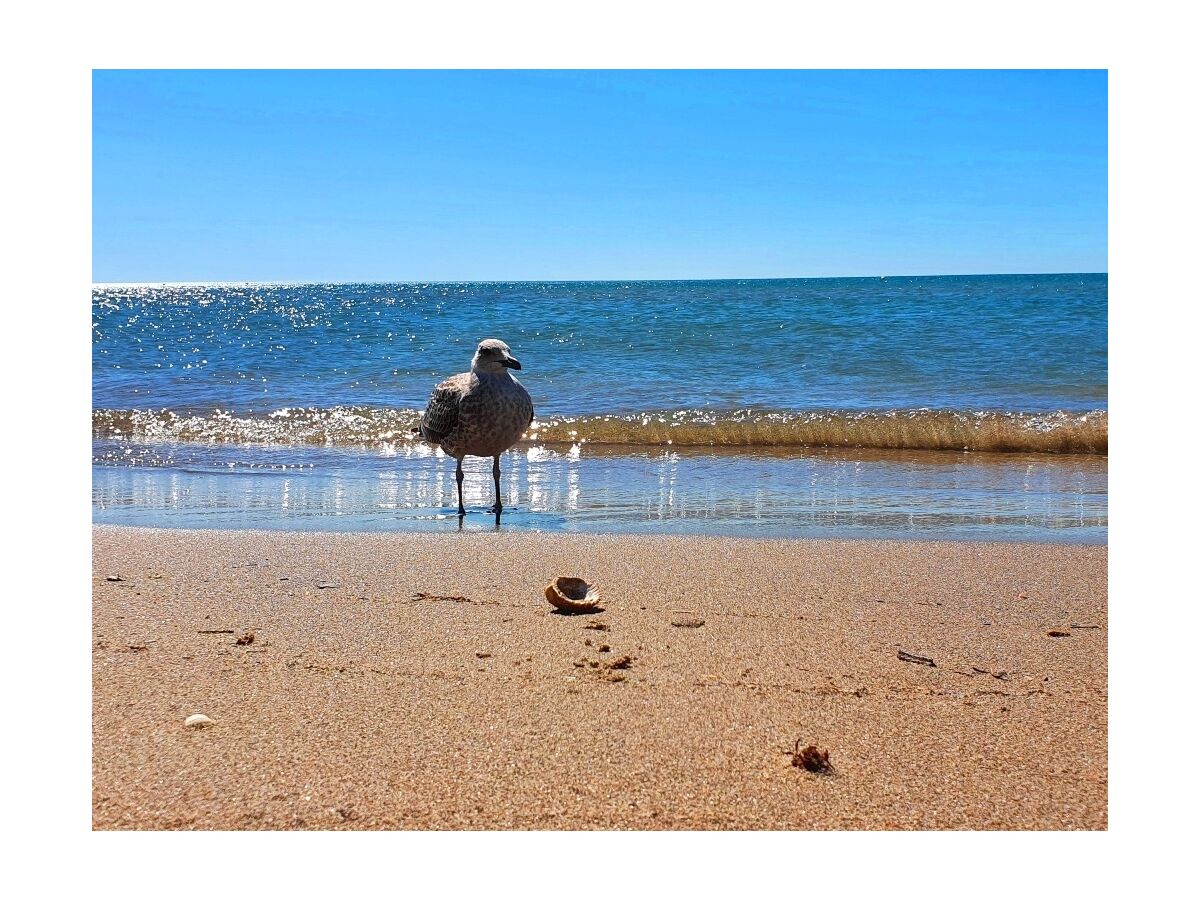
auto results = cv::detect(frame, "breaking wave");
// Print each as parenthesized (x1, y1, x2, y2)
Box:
(93, 406, 1107, 455)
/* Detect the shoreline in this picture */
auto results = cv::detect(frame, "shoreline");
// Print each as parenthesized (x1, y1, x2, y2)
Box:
(93, 521, 1108, 546)
(93, 526, 1107, 830)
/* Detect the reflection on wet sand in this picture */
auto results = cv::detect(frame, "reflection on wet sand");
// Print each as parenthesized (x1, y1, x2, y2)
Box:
(93, 439, 1106, 542)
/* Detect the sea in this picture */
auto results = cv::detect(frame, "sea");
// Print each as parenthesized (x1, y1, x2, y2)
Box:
(92, 274, 1107, 541)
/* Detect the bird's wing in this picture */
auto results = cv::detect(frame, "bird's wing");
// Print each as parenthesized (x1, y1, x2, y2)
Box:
(418, 374, 471, 444)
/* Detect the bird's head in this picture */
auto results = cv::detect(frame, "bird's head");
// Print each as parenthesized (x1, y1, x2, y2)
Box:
(471, 338, 522, 374)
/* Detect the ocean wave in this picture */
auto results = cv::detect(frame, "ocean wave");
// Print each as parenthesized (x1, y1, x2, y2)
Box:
(93, 406, 1107, 454)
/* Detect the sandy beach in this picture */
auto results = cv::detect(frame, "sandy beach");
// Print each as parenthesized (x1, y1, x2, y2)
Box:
(92, 526, 1107, 830)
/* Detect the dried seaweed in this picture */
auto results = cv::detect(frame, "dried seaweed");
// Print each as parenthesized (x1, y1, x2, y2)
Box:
(791, 741, 835, 775)
(411, 591, 503, 607)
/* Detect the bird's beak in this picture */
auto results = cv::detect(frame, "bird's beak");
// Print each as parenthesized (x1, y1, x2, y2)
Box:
(500, 355, 522, 370)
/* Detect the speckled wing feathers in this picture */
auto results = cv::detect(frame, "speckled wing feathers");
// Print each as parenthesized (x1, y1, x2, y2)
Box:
(418, 373, 471, 444)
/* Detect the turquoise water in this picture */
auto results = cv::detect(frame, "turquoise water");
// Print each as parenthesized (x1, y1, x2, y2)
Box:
(93, 275, 1107, 540)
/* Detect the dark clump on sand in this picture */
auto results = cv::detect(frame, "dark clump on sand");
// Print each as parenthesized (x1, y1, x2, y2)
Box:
(792, 742, 836, 775)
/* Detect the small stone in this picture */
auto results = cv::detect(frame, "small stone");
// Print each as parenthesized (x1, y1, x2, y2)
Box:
(671, 616, 705, 628)
(105, 575, 123, 582)
(184, 714, 215, 728)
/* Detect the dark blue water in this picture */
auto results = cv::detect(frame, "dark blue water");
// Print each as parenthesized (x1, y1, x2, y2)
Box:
(93, 275, 1106, 415)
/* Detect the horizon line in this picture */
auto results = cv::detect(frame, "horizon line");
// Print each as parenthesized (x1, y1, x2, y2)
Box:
(93, 271, 1109, 288)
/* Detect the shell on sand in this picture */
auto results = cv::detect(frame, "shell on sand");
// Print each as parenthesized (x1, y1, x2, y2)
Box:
(184, 714, 215, 728)
(545, 576, 601, 612)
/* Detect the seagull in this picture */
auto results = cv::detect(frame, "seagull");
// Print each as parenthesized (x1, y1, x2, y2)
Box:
(415, 338, 534, 517)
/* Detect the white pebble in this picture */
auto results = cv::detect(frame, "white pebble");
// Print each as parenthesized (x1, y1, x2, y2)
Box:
(184, 714, 215, 728)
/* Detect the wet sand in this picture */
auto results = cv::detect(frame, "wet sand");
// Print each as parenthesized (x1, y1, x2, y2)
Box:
(92, 526, 1107, 830)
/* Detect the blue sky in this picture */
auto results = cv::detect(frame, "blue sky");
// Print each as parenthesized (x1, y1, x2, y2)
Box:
(93, 70, 1106, 282)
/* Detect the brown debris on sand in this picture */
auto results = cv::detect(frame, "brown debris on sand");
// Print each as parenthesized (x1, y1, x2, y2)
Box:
(898, 649, 937, 667)
(671, 615, 706, 628)
(235, 631, 256, 646)
(573, 652, 634, 683)
(791, 741, 836, 775)
(412, 591, 479, 604)
(951, 666, 1010, 681)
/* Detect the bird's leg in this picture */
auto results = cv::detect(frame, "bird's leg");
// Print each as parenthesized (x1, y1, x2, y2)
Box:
(491, 455, 503, 514)
(455, 457, 466, 517)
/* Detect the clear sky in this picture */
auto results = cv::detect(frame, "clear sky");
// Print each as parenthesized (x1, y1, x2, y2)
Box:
(92, 70, 1106, 282)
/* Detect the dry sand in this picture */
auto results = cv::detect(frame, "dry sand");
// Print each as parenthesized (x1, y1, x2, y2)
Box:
(92, 526, 1107, 830)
